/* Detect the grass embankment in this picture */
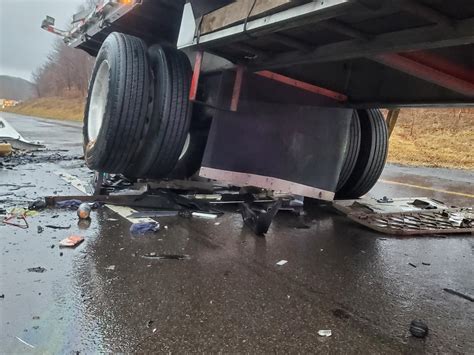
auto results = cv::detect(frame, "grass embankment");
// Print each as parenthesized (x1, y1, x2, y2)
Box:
(2, 96, 85, 121)
(2, 97, 473, 169)
(388, 108, 473, 170)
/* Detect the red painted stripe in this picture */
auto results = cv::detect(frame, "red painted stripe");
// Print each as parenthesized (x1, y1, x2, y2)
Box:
(255, 70, 348, 102)
(189, 51, 203, 101)
(230, 65, 245, 112)
(375, 53, 474, 97)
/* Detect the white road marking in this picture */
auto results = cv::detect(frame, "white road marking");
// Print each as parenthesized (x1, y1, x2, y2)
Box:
(105, 205, 155, 224)
(54, 171, 88, 194)
(54, 171, 154, 224)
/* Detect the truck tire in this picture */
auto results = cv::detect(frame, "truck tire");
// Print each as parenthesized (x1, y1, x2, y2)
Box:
(167, 128, 209, 179)
(83, 32, 151, 173)
(130, 44, 192, 178)
(336, 111, 361, 191)
(336, 109, 388, 199)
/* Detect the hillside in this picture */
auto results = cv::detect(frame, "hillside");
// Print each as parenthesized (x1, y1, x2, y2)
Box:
(388, 108, 473, 170)
(0, 75, 37, 101)
(1, 96, 84, 121)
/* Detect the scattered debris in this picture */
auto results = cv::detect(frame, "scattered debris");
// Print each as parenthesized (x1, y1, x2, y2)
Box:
(141, 254, 190, 260)
(130, 221, 160, 235)
(127, 210, 179, 218)
(107, 218, 118, 221)
(346, 207, 474, 236)
(2, 184, 36, 191)
(77, 203, 91, 219)
(422, 262, 431, 266)
(0, 294, 4, 299)
(28, 198, 47, 211)
(27, 267, 46, 273)
(15, 336, 35, 349)
(412, 199, 438, 210)
(105, 265, 116, 271)
(408, 263, 417, 268)
(241, 199, 282, 235)
(377, 196, 393, 203)
(0, 143, 12, 156)
(410, 320, 429, 338)
(318, 330, 332, 337)
(37, 226, 44, 234)
(45, 224, 71, 230)
(192, 212, 219, 219)
(443, 288, 474, 302)
(276, 260, 288, 266)
(59, 235, 84, 248)
(147, 320, 154, 328)
(3, 212, 29, 229)
(55, 199, 102, 210)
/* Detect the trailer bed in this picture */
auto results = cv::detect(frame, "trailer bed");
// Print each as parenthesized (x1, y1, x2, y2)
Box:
(66, 0, 474, 107)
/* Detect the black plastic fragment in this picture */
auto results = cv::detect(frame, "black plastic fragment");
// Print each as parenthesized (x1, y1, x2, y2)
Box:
(240, 199, 282, 236)
(410, 320, 428, 338)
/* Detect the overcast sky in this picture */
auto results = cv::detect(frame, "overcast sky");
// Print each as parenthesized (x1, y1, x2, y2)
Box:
(0, 0, 84, 81)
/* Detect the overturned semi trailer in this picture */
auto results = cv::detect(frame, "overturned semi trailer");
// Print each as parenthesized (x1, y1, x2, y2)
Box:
(41, 0, 474, 200)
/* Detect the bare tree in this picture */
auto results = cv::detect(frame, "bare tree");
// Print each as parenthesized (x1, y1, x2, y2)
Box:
(32, 1, 97, 98)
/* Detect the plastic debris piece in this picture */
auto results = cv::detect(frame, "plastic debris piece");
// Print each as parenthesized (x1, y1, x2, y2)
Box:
(27, 267, 46, 273)
(443, 288, 474, 302)
(46, 224, 71, 230)
(77, 203, 91, 219)
(59, 235, 84, 248)
(141, 254, 190, 260)
(127, 210, 179, 218)
(106, 265, 116, 271)
(410, 320, 428, 338)
(408, 262, 417, 268)
(241, 199, 282, 235)
(192, 212, 218, 219)
(16, 336, 35, 349)
(28, 199, 47, 211)
(3, 213, 29, 229)
(130, 221, 160, 235)
(276, 260, 288, 266)
(55, 200, 102, 210)
(318, 330, 332, 337)
(37, 226, 44, 234)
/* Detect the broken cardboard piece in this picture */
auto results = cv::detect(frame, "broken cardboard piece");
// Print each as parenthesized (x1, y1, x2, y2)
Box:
(59, 235, 84, 247)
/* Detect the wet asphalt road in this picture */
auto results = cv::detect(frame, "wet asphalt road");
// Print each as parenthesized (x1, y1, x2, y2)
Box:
(1, 112, 473, 353)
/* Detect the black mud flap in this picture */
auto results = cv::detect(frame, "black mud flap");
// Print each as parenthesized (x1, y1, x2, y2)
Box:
(199, 71, 353, 201)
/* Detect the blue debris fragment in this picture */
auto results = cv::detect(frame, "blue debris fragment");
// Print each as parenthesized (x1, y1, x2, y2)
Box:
(130, 221, 160, 235)
(55, 200, 102, 210)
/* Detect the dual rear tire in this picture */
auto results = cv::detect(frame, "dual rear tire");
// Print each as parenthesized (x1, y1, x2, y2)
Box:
(336, 109, 388, 199)
(84, 32, 205, 180)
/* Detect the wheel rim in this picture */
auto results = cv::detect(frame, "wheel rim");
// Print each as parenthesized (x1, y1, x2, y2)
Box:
(88, 60, 110, 141)
(178, 133, 191, 160)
